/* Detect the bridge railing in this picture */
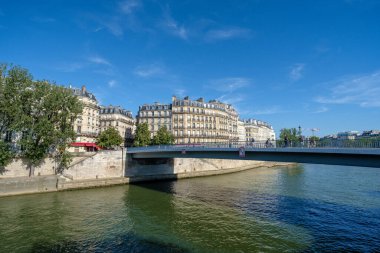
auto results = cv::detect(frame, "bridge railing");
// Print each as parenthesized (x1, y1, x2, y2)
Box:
(128, 139, 380, 151)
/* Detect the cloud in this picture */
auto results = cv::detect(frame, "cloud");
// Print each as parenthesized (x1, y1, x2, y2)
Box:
(315, 70, 380, 107)
(313, 106, 329, 113)
(88, 55, 111, 66)
(119, 0, 141, 14)
(289, 63, 305, 81)
(160, 9, 188, 40)
(57, 62, 86, 72)
(217, 94, 246, 105)
(207, 77, 250, 92)
(250, 106, 285, 115)
(205, 27, 251, 41)
(108, 80, 117, 88)
(134, 64, 165, 78)
(174, 89, 186, 97)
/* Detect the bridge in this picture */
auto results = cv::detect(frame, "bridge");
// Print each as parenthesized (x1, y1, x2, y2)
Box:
(127, 141, 380, 168)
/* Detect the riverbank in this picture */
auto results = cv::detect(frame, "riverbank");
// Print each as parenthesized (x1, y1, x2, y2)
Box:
(0, 150, 295, 197)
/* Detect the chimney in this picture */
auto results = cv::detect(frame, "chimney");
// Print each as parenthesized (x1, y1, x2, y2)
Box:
(172, 95, 177, 102)
(81, 85, 86, 93)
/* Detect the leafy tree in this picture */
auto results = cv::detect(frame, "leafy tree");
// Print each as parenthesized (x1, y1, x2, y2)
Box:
(309, 136, 320, 142)
(97, 127, 123, 149)
(279, 128, 299, 142)
(133, 122, 151, 147)
(19, 81, 82, 175)
(152, 126, 174, 145)
(0, 64, 33, 136)
(0, 64, 82, 175)
(0, 140, 14, 174)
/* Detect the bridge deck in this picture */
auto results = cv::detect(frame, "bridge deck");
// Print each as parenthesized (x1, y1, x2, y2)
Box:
(126, 146, 380, 168)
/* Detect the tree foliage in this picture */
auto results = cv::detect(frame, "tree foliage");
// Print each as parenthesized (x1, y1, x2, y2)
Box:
(133, 123, 151, 147)
(0, 64, 82, 175)
(97, 127, 123, 149)
(152, 126, 174, 145)
(279, 128, 299, 142)
(0, 140, 14, 173)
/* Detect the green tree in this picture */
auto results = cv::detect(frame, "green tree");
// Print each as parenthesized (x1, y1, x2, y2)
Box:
(133, 122, 151, 147)
(97, 127, 123, 149)
(1, 64, 82, 175)
(0, 64, 33, 136)
(279, 128, 299, 142)
(152, 126, 174, 145)
(18, 81, 82, 175)
(0, 140, 14, 174)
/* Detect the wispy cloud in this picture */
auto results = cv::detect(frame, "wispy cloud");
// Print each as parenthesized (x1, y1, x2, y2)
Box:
(207, 77, 250, 92)
(313, 106, 329, 113)
(174, 89, 186, 97)
(119, 0, 141, 14)
(289, 63, 305, 81)
(108, 80, 117, 88)
(217, 94, 246, 105)
(250, 106, 285, 115)
(57, 62, 86, 72)
(88, 55, 111, 66)
(160, 9, 188, 40)
(315, 70, 380, 107)
(134, 64, 165, 78)
(205, 27, 251, 42)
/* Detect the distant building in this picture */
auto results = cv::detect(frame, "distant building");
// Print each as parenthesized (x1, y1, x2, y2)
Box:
(136, 96, 278, 144)
(243, 119, 276, 142)
(100, 105, 135, 146)
(337, 131, 359, 140)
(237, 120, 246, 143)
(361, 130, 380, 138)
(137, 96, 241, 144)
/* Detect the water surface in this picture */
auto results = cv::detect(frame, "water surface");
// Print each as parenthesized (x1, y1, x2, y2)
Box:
(1, 164, 379, 252)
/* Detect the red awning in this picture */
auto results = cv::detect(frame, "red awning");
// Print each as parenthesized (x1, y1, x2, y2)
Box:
(71, 142, 101, 150)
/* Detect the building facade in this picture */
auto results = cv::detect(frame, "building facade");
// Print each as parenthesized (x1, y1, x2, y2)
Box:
(71, 86, 100, 143)
(137, 96, 240, 144)
(243, 119, 276, 142)
(137, 103, 172, 139)
(100, 105, 135, 146)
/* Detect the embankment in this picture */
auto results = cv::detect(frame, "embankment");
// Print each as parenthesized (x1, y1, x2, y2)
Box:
(0, 150, 294, 197)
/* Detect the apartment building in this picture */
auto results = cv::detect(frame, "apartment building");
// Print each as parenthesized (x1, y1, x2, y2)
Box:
(244, 119, 276, 142)
(137, 103, 172, 138)
(100, 105, 135, 146)
(71, 85, 100, 143)
(137, 96, 240, 144)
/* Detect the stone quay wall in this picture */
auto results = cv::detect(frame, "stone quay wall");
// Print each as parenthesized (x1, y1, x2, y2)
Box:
(0, 150, 293, 197)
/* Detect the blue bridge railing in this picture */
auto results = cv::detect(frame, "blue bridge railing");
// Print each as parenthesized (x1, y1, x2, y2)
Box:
(128, 139, 380, 151)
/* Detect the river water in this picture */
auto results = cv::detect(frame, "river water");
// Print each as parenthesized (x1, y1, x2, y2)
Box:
(1, 164, 380, 252)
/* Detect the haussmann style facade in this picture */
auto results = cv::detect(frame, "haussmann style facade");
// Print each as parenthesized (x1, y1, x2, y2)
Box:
(137, 96, 275, 144)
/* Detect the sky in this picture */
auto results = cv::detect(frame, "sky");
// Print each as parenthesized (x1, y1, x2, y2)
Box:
(1, 0, 380, 137)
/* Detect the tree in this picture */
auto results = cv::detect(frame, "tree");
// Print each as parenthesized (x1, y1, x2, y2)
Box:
(0, 140, 14, 174)
(97, 127, 123, 149)
(0, 64, 83, 175)
(133, 122, 151, 147)
(279, 128, 299, 143)
(152, 126, 174, 145)
(19, 81, 83, 175)
(0, 64, 33, 137)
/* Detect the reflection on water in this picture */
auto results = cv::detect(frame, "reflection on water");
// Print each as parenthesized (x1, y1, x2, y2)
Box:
(0, 164, 380, 252)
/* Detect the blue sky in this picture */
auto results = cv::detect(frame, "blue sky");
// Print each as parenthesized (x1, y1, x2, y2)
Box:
(1, 0, 380, 136)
